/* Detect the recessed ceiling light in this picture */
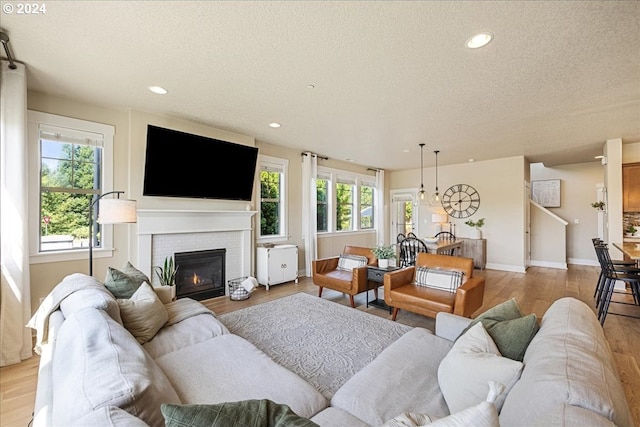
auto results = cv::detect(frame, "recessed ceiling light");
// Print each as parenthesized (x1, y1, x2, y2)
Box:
(307, 84, 315, 89)
(403, 149, 410, 153)
(468, 158, 475, 162)
(148, 86, 168, 95)
(466, 32, 493, 49)
(269, 122, 281, 128)
(594, 155, 604, 159)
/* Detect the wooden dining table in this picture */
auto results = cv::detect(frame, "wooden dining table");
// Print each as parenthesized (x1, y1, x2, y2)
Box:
(424, 239, 463, 256)
(613, 242, 640, 264)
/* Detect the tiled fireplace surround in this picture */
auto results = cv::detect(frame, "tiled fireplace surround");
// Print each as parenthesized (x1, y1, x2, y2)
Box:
(137, 210, 256, 296)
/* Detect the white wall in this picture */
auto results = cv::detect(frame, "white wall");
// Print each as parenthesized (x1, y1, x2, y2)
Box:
(530, 161, 603, 265)
(389, 156, 527, 272)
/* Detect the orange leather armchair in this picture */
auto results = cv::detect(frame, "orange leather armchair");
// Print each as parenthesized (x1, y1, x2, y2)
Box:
(384, 252, 485, 320)
(312, 246, 378, 308)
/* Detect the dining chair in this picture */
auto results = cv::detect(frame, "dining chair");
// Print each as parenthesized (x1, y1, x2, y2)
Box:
(434, 231, 457, 255)
(435, 231, 455, 241)
(398, 236, 428, 267)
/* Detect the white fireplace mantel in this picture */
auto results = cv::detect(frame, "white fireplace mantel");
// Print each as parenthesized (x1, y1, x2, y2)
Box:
(137, 209, 257, 284)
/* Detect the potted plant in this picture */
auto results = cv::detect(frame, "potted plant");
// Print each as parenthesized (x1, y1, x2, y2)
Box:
(625, 224, 638, 237)
(371, 245, 396, 269)
(591, 201, 606, 211)
(464, 218, 485, 239)
(153, 256, 178, 303)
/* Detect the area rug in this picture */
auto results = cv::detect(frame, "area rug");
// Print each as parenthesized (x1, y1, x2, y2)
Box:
(218, 292, 412, 399)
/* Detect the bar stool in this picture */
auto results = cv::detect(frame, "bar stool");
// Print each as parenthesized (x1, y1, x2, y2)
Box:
(594, 244, 640, 325)
(591, 238, 636, 300)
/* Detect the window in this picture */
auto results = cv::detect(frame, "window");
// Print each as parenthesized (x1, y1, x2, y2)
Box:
(28, 111, 114, 262)
(258, 155, 288, 241)
(316, 167, 376, 234)
(360, 181, 374, 229)
(336, 176, 355, 231)
(316, 174, 329, 232)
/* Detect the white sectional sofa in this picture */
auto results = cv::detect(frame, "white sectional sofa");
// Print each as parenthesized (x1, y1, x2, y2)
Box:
(30, 273, 633, 426)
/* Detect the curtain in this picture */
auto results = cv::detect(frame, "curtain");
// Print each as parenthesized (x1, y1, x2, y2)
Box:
(375, 169, 385, 245)
(0, 61, 33, 366)
(301, 153, 317, 276)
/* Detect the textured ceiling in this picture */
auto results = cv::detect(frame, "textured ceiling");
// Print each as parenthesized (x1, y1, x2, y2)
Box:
(2, 1, 639, 170)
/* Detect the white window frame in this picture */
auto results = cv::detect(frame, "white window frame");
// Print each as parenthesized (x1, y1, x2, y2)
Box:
(317, 166, 377, 235)
(360, 179, 375, 230)
(256, 154, 288, 243)
(28, 111, 115, 264)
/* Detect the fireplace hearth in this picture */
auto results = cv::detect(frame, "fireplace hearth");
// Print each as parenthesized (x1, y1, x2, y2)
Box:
(174, 249, 226, 300)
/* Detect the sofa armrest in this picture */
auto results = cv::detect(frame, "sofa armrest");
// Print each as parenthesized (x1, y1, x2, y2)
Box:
(435, 312, 472, 341)
(452, 276, 485, 317)
(312, 257, 339, 274)
(383, 267, 415, 291)
(352, 266, 369, 291)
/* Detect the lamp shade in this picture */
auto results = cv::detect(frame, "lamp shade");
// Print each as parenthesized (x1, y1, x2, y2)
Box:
(97, 198, 137, 224)
(431, 213, 447, 224)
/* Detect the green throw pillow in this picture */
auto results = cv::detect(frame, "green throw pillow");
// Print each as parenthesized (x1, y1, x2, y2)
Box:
(161, 400, 319, 427)
(104, 262, 150, 299)
(122, 261, 151, 283)
(460, 298, 539, 361)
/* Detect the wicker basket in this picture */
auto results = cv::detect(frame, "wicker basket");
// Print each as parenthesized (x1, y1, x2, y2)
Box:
(228, 277, 250, 301)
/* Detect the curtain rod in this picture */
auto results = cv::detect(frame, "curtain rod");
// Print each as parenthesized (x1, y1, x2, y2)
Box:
(301, 152, 329, 161)
(0, 32, 17, 70)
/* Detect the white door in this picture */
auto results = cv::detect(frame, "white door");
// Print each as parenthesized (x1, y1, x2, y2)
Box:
(390, 191, 416, 243)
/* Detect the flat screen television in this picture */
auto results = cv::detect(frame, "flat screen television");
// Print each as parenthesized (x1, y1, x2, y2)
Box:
(143, 125, 258, 201)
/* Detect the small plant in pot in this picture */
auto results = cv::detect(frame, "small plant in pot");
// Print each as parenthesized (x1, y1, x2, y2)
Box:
(464, 218, 485, 239)
(625, 224, 638, 237)
(153, 256, 178, 303)
(591, 201, 606, 211)
(372, 245, 396, 269)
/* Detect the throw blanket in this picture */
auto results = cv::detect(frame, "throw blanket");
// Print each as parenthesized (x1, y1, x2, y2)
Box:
(161, 399, 319, 427)
(164, 298, 216, 326)
(26, 273, 109, 354)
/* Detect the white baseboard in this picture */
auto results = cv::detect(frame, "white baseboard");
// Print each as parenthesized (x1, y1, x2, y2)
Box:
(530, 260, 568, 270)
(485, 263, 527, 273)
(568, 258, 599, 266)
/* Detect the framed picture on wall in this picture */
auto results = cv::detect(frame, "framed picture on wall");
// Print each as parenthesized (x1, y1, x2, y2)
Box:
(531, 179, 561, 207)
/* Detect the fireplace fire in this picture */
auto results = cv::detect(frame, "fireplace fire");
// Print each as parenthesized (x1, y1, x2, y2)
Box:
(174, 248, 226, 301)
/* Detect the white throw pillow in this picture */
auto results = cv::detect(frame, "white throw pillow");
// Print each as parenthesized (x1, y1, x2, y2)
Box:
(337, 254, 369, 271)
(437, 322, 523, 414)
(118, 282, 168, 344)
(382, 381, 503, 427)
(414, 267, 464, 293)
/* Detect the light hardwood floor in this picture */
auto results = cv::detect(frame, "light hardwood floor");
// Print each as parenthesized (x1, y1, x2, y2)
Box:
(1, 265, 639, 426)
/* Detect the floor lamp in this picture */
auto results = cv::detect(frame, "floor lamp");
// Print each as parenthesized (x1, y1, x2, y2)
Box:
(89, 191, 137, 276)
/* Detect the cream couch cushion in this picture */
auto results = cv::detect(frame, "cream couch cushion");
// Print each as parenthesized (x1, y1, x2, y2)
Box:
(155, 334, 327, 419)
(60, 287, 123, 325)
(331, 328, 451, 426)
(52, 308, 180, 426)
(499, 298, 633, 427)
(310, 407, 370, 427)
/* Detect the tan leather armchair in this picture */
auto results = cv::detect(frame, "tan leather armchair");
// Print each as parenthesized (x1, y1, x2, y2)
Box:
(384, 252, 485, 320)
(312, 246, 378, 308)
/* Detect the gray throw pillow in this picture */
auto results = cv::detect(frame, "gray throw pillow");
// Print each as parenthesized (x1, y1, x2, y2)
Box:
(161, 400, 319, 427)
(460, 298, 539, 361)
(104, 262, 150, 299)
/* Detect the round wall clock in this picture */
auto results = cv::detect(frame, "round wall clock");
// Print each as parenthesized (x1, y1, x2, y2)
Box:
(441, 184, 480, 219)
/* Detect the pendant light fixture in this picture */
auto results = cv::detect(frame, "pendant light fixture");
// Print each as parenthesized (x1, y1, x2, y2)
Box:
(429, 150, 441, 206)
(418, 143, 426, 202)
